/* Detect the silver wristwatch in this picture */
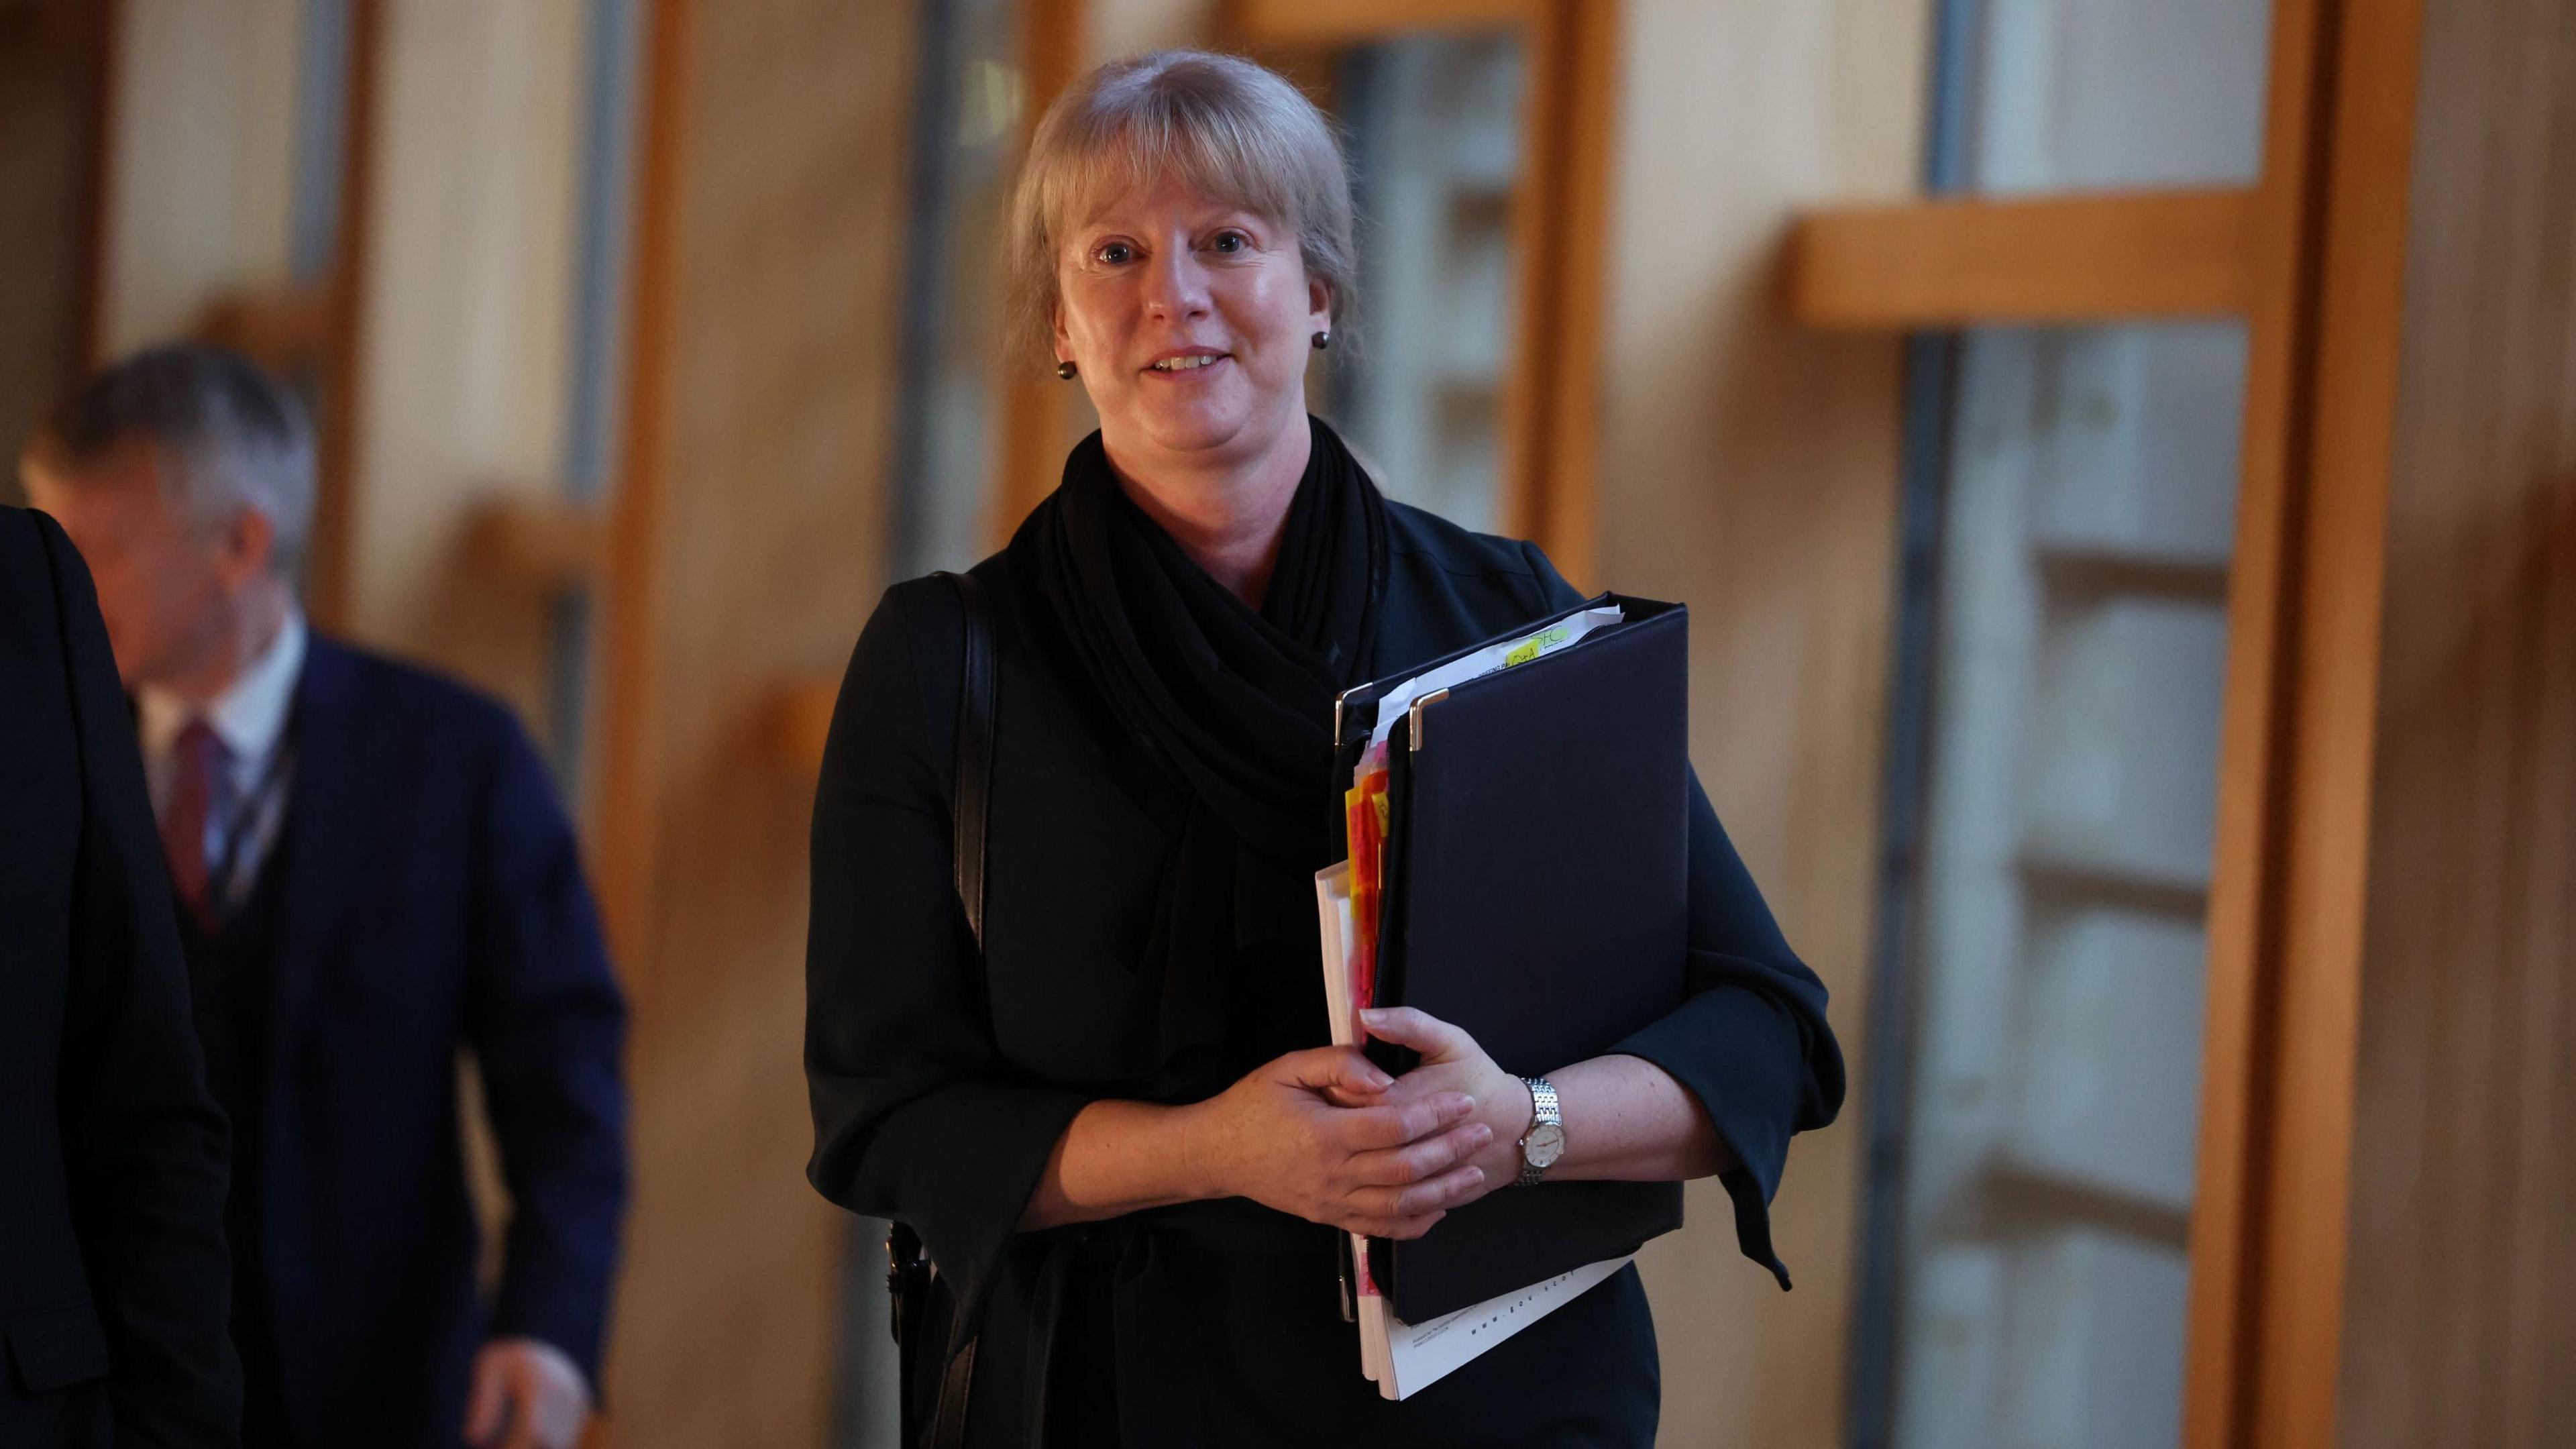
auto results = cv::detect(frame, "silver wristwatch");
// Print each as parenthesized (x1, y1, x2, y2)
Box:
(1516, 1077, 1564, 1187)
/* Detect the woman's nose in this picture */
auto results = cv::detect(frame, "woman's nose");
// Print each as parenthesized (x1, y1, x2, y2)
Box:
(1141, 247, 1212, 319)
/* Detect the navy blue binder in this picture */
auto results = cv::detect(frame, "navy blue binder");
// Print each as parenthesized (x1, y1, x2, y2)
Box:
(1338, 595, 1692, 1323)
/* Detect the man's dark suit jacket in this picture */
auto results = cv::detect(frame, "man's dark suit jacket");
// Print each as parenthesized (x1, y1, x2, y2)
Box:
(1, 505, 241, 1446)
(233, 628, 628, 1445)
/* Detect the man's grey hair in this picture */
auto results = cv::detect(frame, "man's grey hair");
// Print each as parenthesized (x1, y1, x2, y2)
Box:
(28, 344, 318, 578)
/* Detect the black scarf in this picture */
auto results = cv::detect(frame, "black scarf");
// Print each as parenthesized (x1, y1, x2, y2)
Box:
(1010, 415, 1389, 1096)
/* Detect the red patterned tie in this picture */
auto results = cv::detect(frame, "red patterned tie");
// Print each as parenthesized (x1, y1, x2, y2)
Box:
(162, 719, 229, 927)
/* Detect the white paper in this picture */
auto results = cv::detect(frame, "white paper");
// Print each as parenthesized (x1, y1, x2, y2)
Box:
(1376, 1256, 1633, 1399)
(1313, 862, 1358, 1048)
(1315, 863, 1387, 1384)
(1364, 606, 1623, 751)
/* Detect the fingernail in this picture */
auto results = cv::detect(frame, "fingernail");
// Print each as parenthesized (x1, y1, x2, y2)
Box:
(1360, 1008, 1387, 1024)
(1447, 1093, 1474, 1117)
(1468, 1125, 1493, 1146)
(1365, 1069, 1394, 1089)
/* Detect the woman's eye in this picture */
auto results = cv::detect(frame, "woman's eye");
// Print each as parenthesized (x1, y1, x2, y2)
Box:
(1095, 241, 1135, 265)
(1211, 231, 1246, 254)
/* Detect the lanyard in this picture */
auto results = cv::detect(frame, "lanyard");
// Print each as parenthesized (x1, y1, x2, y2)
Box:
(202, 715, 297, 916)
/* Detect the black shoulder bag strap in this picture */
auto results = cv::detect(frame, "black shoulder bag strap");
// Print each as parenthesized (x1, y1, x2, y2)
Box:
(888, 570, 995, 1449)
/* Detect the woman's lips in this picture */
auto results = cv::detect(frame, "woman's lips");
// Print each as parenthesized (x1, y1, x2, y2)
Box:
(1145, 352, 1230, 376)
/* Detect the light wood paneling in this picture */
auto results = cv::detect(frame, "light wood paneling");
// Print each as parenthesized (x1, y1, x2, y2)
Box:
(1592, 2, 1926, 1444)
(344, 0, 583, 733)
(989, 0, 1091, 553)
(1226, 0, 1539, 46)
(763, 676, 838, 772)
(93, 0, 305, 356)
(1786, 188, 2259, 329)
(466, 497, 604, 591)
(1494, 0, 1617, 586)
(198, 285, 331, 364)
(593, 0, 920, 1444)
(0, 0, 113, 486)
(591, 0, 688, 970)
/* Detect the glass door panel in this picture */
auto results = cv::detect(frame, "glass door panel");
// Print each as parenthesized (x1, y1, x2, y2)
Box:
(1888, 321, 2244, 1449)
(1320, 30, 1524, 532)
(1964, 0, 2273, 192)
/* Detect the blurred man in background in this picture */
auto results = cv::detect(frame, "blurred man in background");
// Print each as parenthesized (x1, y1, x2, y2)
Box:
(2, 502, 241, 1445)
(21, 345, 630, 1449)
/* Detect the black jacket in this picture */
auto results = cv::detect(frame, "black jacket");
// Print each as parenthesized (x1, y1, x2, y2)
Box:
(221, 634, 628, 1446)
(806, 497, 1844, 1446)
(0, 505, 240, 1446)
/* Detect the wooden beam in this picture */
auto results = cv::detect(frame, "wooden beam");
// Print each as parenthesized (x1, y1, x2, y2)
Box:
(2180, 8, 2337, 1448)
(76, 0, 120, 371)
(199, 286, 333, 366)
(1786, 187, 2261, 329)
(2180, 0, 2434, 1442)
(466, 497, 605, 590)
(307, 0, 382, 634)
(590, 0, 691, 969)
(2241, 0, 2430, 1442)
(1226, 0, 1538, 47)
(987, 0, 1087, 552)
(1525, 0, 1615, 590)
(763, 676, 839, 771)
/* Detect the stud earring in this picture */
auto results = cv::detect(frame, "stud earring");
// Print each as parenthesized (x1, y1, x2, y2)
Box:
(1311, 331, 1331, 351)
(1056, 360, 1078, 380)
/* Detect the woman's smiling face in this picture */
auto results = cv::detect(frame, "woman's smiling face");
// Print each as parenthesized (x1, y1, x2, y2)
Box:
(1053, 176, 1329, 469)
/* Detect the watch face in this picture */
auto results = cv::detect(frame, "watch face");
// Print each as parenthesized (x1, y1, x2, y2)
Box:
(1525, 1122, 1566, 1169)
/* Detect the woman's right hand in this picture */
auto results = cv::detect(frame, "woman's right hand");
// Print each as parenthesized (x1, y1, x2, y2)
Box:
(1184, 1046, 1493, 1240)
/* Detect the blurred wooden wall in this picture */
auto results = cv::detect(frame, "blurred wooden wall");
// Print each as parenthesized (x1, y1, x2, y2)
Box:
(351, 0, 586, 742)
(0, 0, 109, 485)
(1589, 5, 1925, 1443)
(591, 1, 918, 1444)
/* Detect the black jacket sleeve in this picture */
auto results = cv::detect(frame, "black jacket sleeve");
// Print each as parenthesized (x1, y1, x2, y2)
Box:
(1518, 541, 1845, 1289)
(41, 511, 244, 1444)
(804, 580, 1091, 1350)
(464, 713, 631, 1388)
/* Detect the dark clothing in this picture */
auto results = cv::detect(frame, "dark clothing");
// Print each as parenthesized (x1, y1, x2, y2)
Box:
(174, 853, 294, 1446)
(806, 427, 1843, 1446)
(209, 633, 629, 1447)
(1018, 421, 1391, 1106)
(0, 506, 241, 1446)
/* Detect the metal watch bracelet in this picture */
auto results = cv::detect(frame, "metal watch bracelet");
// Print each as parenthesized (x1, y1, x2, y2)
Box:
(1516, 1076, 1564, 1187)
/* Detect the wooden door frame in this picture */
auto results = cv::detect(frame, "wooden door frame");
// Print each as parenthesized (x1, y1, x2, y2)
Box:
(985, 0, 1089, 557)
(73, 0, 122, 375)
(1786, 0, 2433, 1443)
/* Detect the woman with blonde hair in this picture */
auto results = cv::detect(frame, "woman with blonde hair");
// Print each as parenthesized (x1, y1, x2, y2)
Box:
(806, 49, 1841, 1447)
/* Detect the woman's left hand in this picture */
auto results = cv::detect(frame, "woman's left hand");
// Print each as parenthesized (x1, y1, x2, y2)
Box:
(1360, 1006, 1533, 1210)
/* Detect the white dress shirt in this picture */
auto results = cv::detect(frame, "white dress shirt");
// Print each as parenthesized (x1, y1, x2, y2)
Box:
(138, 609, 307, 915)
